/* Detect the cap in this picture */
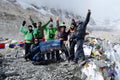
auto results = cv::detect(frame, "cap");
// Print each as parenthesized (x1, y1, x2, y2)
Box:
(49, 23, 53, 27)
(60, 23, 66, 28)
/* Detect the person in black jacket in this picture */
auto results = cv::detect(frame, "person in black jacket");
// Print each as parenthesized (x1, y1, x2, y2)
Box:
(56, 25, 69, 61)
(56, 18, 69, 61)
(30, 39, 43, 61)
(68, 19, 77, 61)
(72, 9, 91, 63)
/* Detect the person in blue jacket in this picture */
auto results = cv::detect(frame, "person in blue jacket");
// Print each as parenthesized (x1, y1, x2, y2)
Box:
(71, 9, 91, 64)
(30, 38, 43, 61)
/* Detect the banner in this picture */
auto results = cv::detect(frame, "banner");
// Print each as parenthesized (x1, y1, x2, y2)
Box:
(0, 43, 5, 49)
(0, 41, 25, 49)
(39, 40, 61, 53)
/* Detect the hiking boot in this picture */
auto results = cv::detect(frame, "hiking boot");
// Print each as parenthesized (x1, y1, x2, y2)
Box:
(70, 61, 78, 65)
(50, 59, 56, 63)
(72, 60, 78, 64)
(56, 57, 64, 62)
(25, 58, 29, 62)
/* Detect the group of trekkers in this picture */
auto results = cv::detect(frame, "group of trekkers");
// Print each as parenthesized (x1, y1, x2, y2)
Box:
(20, 9, 91, 64)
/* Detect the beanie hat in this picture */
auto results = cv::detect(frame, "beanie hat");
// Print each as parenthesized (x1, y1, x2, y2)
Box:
(49, 22, 53, 27)
(28, 25, 32, 28)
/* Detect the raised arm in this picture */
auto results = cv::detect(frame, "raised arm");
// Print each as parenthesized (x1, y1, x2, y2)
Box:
(29, 16, 34, 24)
(20, 21, 27, 35)
(42, 18, 53, 28)
(83, 9, 91, 27)
(56, 17, 60, 31)
(29, 16, 37, 28)
(71, 19, 76, 26)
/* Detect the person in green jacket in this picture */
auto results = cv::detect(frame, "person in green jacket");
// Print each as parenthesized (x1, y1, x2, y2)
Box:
(20, 21, 37, 61)
(29, 16, 53, 41)
(45, 23, 57, 60)
(45, 23, 57, 40)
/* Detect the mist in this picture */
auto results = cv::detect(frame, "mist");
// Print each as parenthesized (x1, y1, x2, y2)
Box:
(17, 0, 120, 21)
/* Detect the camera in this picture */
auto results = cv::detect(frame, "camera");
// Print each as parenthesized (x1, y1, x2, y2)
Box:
(49, 34, 55, 38)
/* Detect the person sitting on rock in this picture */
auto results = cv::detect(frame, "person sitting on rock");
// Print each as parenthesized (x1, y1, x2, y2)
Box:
(30, 38, 44, 61)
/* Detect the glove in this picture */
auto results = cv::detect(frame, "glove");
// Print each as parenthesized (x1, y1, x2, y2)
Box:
(22, 21, 26, 26)
(88, 9, 91, 13)
(50, 18, 53, 22)
(33, 23, 37, 28)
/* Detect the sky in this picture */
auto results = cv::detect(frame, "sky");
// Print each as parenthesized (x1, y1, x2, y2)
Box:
(16, 0, 120, 21)
(37, 0, 120, 21)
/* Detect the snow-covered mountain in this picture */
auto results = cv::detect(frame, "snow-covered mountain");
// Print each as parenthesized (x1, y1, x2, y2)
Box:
(3, 0, 120, 31)
(0, 0, 83, 40)
(15, 0, 120, 31)
(0, 0, 97, 41)
(92, 19, 120, 31)
(0, 0, 120, 41)
(6, 0, 84, 19)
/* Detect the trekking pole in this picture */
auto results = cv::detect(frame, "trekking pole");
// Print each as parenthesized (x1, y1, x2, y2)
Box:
(15, 47, 19, 58)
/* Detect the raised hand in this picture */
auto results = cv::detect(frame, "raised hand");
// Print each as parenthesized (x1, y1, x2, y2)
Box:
(56, 16, 59, 21)
(50, 17, 53, 22)
(22, 21, 26, 26)
(29, 15, 31, 19)
(88, 9, 91, 13)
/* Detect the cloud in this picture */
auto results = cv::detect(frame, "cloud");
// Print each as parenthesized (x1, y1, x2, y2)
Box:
(17, 0, 120, 20)
(39, 0, 120, 20)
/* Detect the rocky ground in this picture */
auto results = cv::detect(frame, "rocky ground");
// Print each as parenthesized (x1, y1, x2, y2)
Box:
(0, 48, 85, 80)
(91, 30, 120, 44)
(0, 36, 119, 80)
